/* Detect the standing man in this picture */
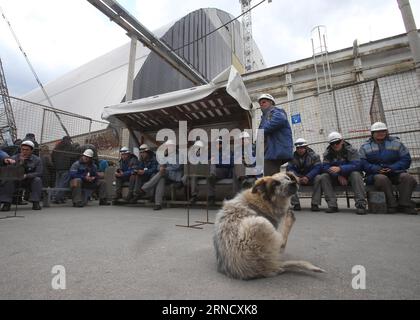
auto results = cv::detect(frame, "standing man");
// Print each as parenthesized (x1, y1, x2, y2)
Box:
(287, 138, 323, 211)
(0, 140, 43, 211)
(113, 146, 139, 203)
(360, 122, 418, 214)
(257, 93, 293, 176)
(69, 149, 109, 207)
(321, 132, 367, 214)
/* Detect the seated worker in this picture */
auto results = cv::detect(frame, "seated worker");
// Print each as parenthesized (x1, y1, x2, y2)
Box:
(113, 147, 139, 203)
(69, 149, 110, 207)
(321, 132, 367, 215)
(128, 144, 158, 203)
(232, 131, 263, 194)
(286, 138, 322, 212)
(208, 137, 234, 206)
(360, 122, 418, 214)
(140, 140, 184, 211)
(0, 140, 43, 211)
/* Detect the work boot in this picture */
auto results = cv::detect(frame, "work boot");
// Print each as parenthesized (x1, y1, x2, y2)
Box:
(311, 204, 320, 212)
(355, 205, 366, 215)
(99, 199, 111, 206)
(399, 206, 417, 215)
(1, 203, 11, 212)
(73, 202, 84, 208)
(293, 204, 301, 211)
(12, 197, 28, 205)
(32, 202, 42, 210)
(325, 207, 339, 214)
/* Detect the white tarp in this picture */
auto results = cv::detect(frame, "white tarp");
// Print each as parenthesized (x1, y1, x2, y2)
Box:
(102, 66, 252, 127)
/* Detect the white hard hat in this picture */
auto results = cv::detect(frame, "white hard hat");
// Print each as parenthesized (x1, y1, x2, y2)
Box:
(164, 139, 176, 146)
(119, 146, 130, 154)
(371, 122, 388, 132)
(239, 131, 251, 139)
(193, 140, 205, 148)
(21, 140, 35, 149)
(83, 149, 94, 158)
(328, 132, 343, 144)
(257, 93, 275, 105)
(294, 138, 308, 147)
(139, 144, 150, 151)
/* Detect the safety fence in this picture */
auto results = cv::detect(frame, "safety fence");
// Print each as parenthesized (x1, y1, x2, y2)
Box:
(281, 68, 420, 171)
(0, 95, 126, 189)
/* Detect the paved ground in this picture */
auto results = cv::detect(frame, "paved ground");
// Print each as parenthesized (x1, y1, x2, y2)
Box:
(0, 199, 419, 300)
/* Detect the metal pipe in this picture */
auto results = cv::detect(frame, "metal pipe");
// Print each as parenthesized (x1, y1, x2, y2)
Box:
(397, 0, 420, 85)
(87, 0, 208, 85)
(126, 34, 137, 102)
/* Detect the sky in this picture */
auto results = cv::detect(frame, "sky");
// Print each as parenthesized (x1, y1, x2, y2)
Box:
(1, 0, 419, 96)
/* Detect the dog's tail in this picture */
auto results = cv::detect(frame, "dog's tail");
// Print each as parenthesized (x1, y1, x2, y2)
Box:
(279, 260, 326, 273)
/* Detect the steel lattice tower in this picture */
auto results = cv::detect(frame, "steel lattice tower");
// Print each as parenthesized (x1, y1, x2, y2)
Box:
(240, 0, 254, 72)
(0, 57, 17, 144)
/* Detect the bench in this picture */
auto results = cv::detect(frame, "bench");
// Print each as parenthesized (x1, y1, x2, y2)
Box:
(298, 184, 420, 208)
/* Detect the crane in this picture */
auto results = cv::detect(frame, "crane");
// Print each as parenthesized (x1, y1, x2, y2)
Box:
(240, 0, 254, 72)
(240, 0, 271, 72)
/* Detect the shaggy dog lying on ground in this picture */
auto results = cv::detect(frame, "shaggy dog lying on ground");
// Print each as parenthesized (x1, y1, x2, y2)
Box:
(213, 172, 325, 280)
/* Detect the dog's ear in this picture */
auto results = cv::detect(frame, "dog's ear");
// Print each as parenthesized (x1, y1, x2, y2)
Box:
(286, 171, 298, 183)
(252, 177, 279, 200)
(252, 177, 267, 194)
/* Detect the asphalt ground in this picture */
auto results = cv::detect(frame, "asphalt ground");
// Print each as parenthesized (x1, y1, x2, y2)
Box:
(0, 198, 419, 300)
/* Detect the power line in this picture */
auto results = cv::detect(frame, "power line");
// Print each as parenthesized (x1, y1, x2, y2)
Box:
(0, 5, 70, 137)
(169, 0, 267, 52)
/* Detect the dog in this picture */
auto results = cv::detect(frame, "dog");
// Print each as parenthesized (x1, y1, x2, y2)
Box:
(213, 172, 325, 280)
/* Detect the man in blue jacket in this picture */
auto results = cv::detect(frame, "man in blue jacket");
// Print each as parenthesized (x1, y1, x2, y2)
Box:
(0, 141, 43, 211)
(257, 93, 293, 176)
(129, 144, 159, 203)
(69, 149, 109, 207)
(360, 122, 417, 214)
(141, 140, 184, 210)
(287, 138, 322, 212)
(321, 132, 367, 214)
(113, 146, 139, 203)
